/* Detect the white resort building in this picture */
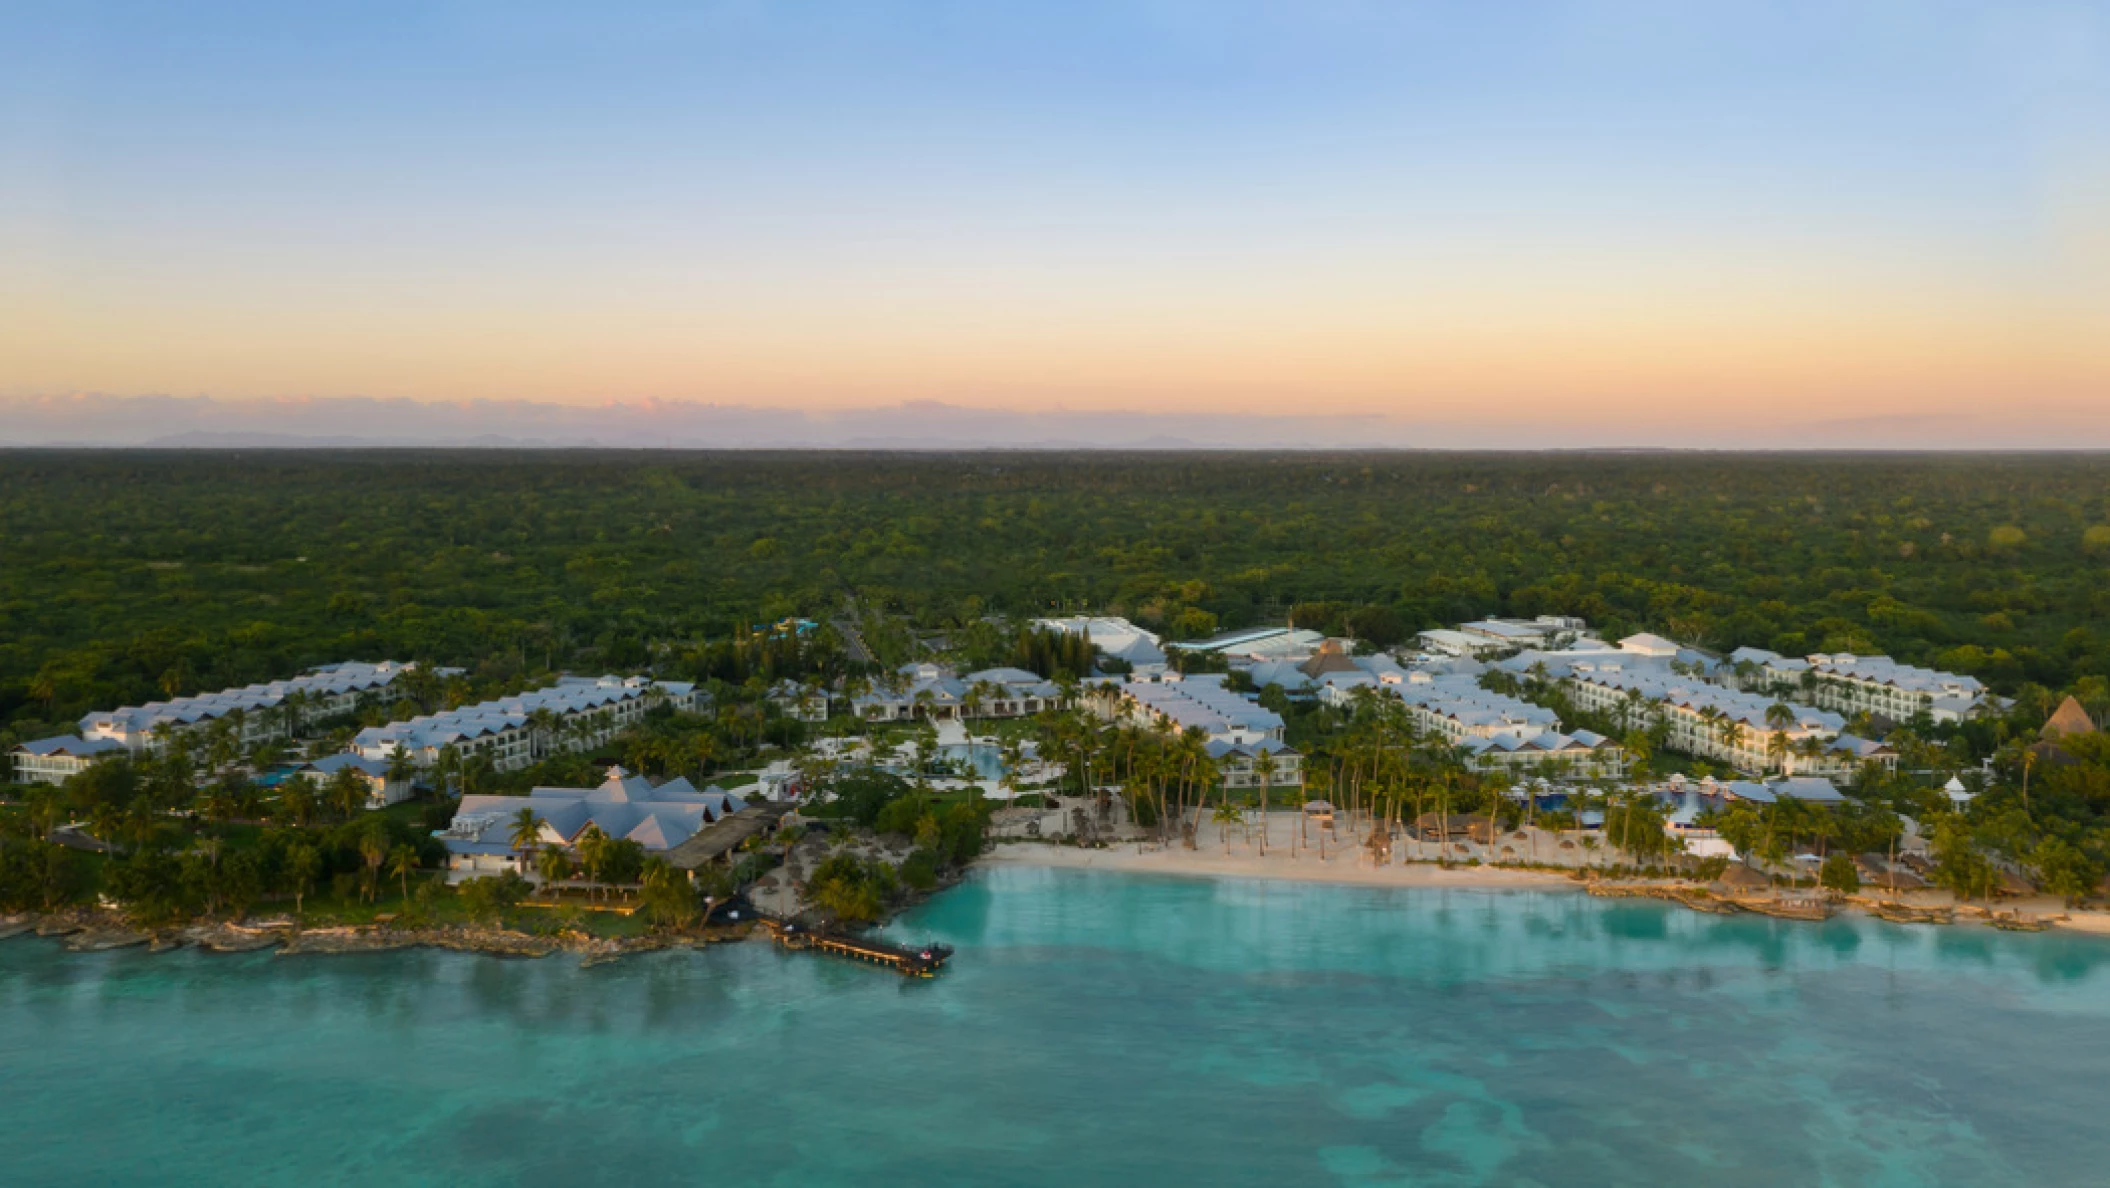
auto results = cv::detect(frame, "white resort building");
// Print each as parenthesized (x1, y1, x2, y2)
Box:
(8, 735, 128, 786)
(1035, 616, 1170, 675)
(1392, 673, 1626, 777)
(435, 765, 747, 877)
(1205, 739, 1304, 789)
(286, 752, 418, 810)
(352, 675, 703, 773)
(1094, 674, 1285, 744)
(767, 679, 832, 723)
(851, 664, 1066, 722)
(72, 660, 411, 752)
(1728, 648, 1990, 724)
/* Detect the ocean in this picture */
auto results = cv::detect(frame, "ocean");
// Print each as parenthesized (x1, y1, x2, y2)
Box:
(5, 867, 2108, 1186)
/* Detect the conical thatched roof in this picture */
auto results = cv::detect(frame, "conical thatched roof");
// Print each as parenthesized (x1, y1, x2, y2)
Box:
(1712, 862, 1772, 892)
(2042, 696, 2098, 741)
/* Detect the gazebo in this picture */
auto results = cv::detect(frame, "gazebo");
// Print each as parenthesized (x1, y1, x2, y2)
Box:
(1943, 776, 1973, 808)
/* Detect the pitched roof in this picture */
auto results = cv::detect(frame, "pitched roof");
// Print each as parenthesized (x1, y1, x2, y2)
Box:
(297, 753, 393, 779)
(2042, 696, 2097, 740)
(1713, 863, 1772, 891)
(1298, 642, 1362, 679)
(13, 734, 126, 758)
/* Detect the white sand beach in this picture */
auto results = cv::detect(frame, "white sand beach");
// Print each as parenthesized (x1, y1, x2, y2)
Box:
(980, 808, 1581, 891)
(979, 842, 1577, 889)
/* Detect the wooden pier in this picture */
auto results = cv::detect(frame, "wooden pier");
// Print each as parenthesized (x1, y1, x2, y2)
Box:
(764, 920, 954, 977)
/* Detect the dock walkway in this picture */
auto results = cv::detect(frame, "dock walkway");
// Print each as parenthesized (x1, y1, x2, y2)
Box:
(764, 920, 953, 977)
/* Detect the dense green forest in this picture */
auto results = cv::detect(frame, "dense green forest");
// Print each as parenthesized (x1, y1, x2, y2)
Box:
(3, 450, 2109, 746)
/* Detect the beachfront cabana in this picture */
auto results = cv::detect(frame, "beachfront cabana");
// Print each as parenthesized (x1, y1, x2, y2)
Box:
(1411, 812, 1493, 842)
(1854, 854, 1929, 892)
(1711, 863, 1772, 894)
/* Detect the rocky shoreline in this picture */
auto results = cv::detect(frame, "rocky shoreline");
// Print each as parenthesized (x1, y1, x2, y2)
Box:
(0, 910, 757, 965)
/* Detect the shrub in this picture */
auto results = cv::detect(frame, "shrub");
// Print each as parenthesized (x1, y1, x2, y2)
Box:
(900, 848, 939, 892)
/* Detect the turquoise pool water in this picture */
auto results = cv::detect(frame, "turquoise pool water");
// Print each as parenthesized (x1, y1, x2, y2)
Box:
(5, 868, 2109, 1185)
(936, 741, 1007, 779)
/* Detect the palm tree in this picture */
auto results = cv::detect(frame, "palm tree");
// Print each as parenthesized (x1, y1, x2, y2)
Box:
(575, 823, 611, 900)
(287, 845, 320, 918)
(385, 747, 419, 795)
(358, 821, 388, 902)
(535, 843, 574, 891)
(508, 808, 544, 871)
(279, 688, 310, 742)
(276, 777, 319, 827)
(526, 707, 563, 760)
(433, 745, 463, 797)
(387, 845, 420, 902)
(1255, 749, 1278, 855)
(326, 766, 368, 819)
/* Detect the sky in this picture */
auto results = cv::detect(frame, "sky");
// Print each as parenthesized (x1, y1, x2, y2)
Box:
(3, 1, 2109, 447)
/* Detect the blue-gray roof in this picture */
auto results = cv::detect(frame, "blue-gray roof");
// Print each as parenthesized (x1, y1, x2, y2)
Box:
(297, 753, 392, 778)
(13, 734, 126, 758)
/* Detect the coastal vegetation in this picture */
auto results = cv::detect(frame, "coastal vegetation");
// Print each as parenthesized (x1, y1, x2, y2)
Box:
(4, 450, 2110, 932)
(7, 450, 2110, 744)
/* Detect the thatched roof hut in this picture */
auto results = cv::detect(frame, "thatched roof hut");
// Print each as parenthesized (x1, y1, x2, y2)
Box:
(1712, 862, 1772, 893)
(1854, 854, 1929, 891)
(2042, 696, 2098, 741)
(1412, 812, 1491, 841)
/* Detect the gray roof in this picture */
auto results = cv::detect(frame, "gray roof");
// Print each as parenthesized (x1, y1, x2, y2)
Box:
(1121, 678, 1283, 737)
(438, 766, 748, 856)
(296, 753, 392, 778)
(13, 734, 126, 758)
(356, 674, 675, 754)
(80, 660, 408, 738)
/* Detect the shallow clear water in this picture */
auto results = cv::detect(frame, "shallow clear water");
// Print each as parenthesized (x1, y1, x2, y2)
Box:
(6, 869, 2110, 1186)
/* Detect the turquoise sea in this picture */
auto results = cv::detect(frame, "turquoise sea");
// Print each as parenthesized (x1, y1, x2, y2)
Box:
(6, 868, 2110, 1186)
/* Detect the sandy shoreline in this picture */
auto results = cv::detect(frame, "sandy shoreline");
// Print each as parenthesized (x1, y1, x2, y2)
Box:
(978, 841, 1578, 890)
(976, 842, 2110, 938)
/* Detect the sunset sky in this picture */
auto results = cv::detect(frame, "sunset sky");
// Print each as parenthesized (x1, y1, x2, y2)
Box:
(4, 1, 2108, 445)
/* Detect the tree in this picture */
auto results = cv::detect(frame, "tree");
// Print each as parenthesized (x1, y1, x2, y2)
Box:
(385, 747, 419, 791)
(508, 808, 544, 870)
(277, 777, 320, 827)
(600, 838, 647, 889)
(387, 844, 421, 902)
(807, 853, 900, 924)
(640, 858, 699, 929)
(575, 824, 611, 899)
(535, 843, 574, 890)
(459, 872, 528, 924)
(2030, 837, 2101, 906)
(1930, 818, 1997, 903)
(325, 766, 368, 819)
(357, 820, 389, 902)
(1819, 853, 1859, 895)
(287, 845, 321, 918)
